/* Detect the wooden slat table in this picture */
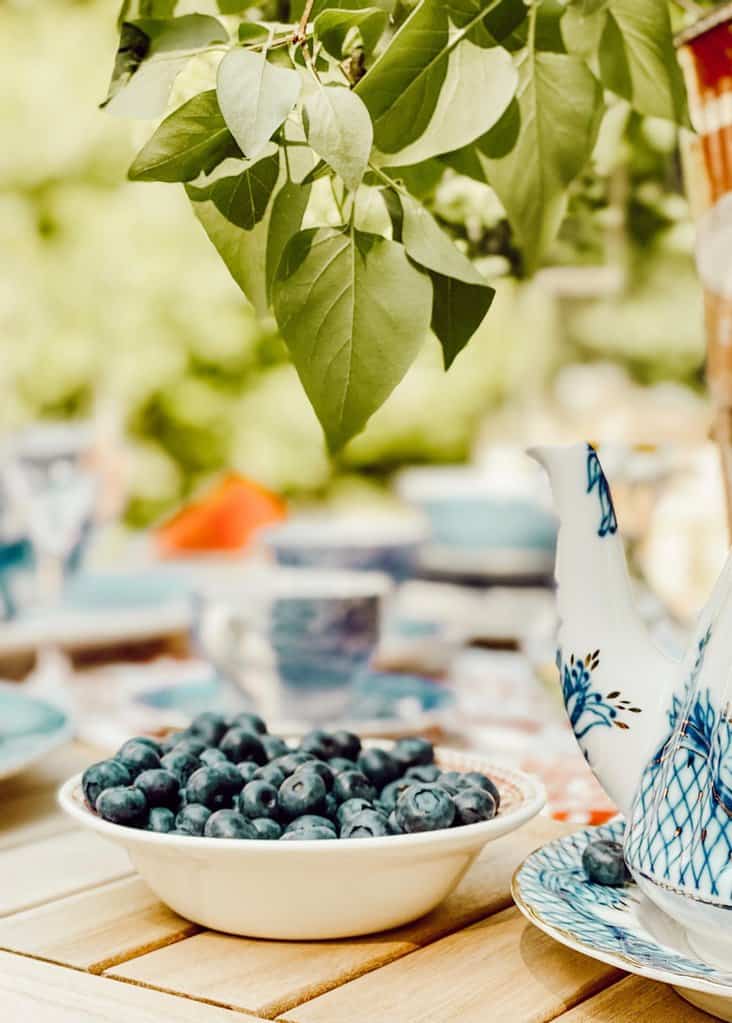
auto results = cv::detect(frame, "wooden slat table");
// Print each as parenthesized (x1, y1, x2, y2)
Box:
(0, 745, 715, 1022)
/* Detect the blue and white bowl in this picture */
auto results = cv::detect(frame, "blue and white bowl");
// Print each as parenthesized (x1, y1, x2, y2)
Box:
(195, 569, 392, 724)
(260, 514, 429, 580)
(395, 463, 557, 580)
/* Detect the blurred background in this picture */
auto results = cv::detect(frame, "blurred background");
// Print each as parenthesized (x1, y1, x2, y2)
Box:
(0, 0, 727, 824)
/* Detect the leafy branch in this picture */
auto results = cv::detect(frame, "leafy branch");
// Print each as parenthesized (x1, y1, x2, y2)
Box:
(104, 0, 693, 450)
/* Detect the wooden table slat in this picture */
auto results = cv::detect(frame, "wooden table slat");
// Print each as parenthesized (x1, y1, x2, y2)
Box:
(279, 908, 623, 1023)
(105, 817, 573, 1019)
(553, 976, 715, 1021)
(0, 876, 199, 972)
(0, 950, 262, 1022)
(0, 788, 74, 852)
(0, 829, 132, 917)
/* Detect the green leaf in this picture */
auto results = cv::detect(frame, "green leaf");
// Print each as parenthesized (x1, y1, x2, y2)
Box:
(567, 0, 607, 12)
(291, 0, 372, 18)
(266, 179, 312, 298)
(598, 0, 689, 125)
(303, 85, 373, 191)
(314, 7, 389, 59)
(102, 15, 228, 118)
(219, 0, 258, 12)
(217, 48, 301, 159)
(208, 152, 281, 230)
(477, 52, 603, 272)
(128, 90, 239, 182)
(561, 4, 606, 59)
(430, 273, 495, 369)
(237, 22, 270, 43)
(273, 227, 432, 449)
(399, 191, 486, 285)
(356, 0, 518, 167)
(191, 199, 270, 316)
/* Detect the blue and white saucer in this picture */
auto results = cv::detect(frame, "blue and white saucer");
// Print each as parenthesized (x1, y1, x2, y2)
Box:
(0, 682, 74, 781)
(512, 820, 732, 1020)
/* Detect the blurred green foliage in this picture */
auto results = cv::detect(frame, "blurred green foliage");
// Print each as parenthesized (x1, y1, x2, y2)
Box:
(0, 0, 707, 525)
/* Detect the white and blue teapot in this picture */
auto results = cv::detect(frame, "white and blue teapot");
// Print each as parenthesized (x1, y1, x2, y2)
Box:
(532, 442, 732, 967)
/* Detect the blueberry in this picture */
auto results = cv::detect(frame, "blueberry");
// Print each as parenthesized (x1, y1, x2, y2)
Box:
(329, 757, 358, 775)
(324, 792, 338, 821)
(331, 729, 361, 761)
(217, 760, 247, 795)
(204, 809, 257, 839)
(379, 778, 412, 811)
(82, 759, 131, 810)
(261, 735, 289, 761)
(272, 751, 315, 776)
(219, 727, 267, 765)
(358, 749, 400, 789)
(333, 770, 376, 804)
(125, 735, 161, 753)
(189, 711, 229, 746)
(171, 736, 207, 758)
(395, 784, 455, 833)
(252, 817, 283, 840)
(341, 809, 392, 839)
(435, 770, 463, 795)
(116, 740, 161, 779)
(239, 780, 280, 820)
(284, 814, 336, 834)
(280, 825, 335, 841)
(134, 769, 180, 810)
(461, 771, 501, 811)
(582, 839, 630, 886)
(199, 747, 229, 767)
(453, 786, 497, 826)
(299, 729, 339, 760)
(294, 760, 334, 790)
(185, 766, 238, 810)
(160, 750, 200, 786)
(405, 764, 441, 783)
(160, 731, 187, 753)
(253, 763, 286, 788)
(176, 803, 212, 835)
(148, 807, 176, 833)
(392, 737, 434, 770)
(227, 711, 267, 735)
(96, 786, 148, 827)
(237, 761, 259, 784)
(279, 772, 327, 819)
(336, 797, 373, 826)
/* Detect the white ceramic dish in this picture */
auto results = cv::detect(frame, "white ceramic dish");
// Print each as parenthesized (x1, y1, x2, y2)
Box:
(59, 747, 544, 940)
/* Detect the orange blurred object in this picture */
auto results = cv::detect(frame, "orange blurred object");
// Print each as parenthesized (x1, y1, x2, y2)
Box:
(156, 474, 286, 556)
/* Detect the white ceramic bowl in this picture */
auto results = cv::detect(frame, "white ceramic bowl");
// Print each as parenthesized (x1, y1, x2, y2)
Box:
(59, 747, 544, 939)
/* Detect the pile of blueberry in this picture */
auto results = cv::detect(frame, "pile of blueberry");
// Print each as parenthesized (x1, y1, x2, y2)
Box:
(82, 712, 500, 840)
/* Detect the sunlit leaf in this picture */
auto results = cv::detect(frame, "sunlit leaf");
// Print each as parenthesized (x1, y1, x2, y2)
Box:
(217, 47, 302, 159)
(303, 85, 373, 191)
(128, 90, 239, 182)
(273, 227, 432, 449)
(314, 7, 388, 59)
(356, 0, 518, 166)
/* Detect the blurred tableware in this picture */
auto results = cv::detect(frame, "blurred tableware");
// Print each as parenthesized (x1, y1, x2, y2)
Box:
(156, 473, 285, 557)
(513, 819, 732, 1021)
(3, 421, 98, 611)
(395, 460, 556, 582)
(0, 680, 73, 781)
(260, 512, 428, 579)
(195, 569, 392, 724)
(60, 747, 544, 939)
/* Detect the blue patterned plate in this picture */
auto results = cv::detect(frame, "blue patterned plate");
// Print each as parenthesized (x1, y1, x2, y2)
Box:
(512, 820, 732, 1020)
(0, 683, 73, 781)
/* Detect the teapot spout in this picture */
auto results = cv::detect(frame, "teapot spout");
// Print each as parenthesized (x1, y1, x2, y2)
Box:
(529, 443, 676, 816)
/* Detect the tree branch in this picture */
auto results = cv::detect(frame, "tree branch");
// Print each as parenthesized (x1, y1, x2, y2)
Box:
(293, 0, 315, 44)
